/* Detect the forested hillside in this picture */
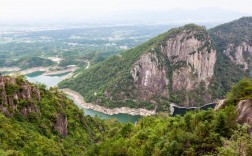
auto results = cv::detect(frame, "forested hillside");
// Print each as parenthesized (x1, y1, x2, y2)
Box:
(1, 76, 252, 155)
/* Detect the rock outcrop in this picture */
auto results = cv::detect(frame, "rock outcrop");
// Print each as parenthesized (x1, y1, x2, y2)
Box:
(214, 99, 252, 134)
(224, 42, 252, 75)
(0, 76, 41, 117)
(131, 52, 169, 98)
(0, 76, 68, 136)
(55, 113, 68, 136)
(162, 29, 216, 90)
(236, 100, 252, 134)
(131, 26, 216, 105)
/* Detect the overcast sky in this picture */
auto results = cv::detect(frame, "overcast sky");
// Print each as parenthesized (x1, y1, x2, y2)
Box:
(0, 0, 252, 22)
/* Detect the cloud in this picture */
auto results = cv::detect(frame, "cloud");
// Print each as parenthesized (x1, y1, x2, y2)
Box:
(0, 0, 251, 21)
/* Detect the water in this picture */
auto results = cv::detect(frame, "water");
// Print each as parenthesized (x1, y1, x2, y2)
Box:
(172, 103, 216, 116)
(26, 71, 141, 123)
(67, 95, 141, 123)
(26, 71, 69, 88)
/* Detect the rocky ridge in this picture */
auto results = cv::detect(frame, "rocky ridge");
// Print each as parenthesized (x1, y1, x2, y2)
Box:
(0, 76, 68, 136)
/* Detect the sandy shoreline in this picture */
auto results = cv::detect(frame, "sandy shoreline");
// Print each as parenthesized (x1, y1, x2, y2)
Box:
(60, 88, 156, 116)
(8, 66, 53, 76)
(0, 67, 21, 72)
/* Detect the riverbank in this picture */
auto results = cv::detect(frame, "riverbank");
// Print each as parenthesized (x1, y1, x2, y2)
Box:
(9, 66, 53, 76)
(60, 88, 156, 116)
(0, 67, 20, 72)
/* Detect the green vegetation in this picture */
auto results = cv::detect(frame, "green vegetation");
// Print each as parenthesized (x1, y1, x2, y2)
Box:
(0, 78, 116, 155)
(1, 77, 252, 155)
(226, 78, 252, 104)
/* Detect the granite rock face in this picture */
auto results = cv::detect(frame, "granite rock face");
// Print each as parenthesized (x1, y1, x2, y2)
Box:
(55, 113, 68, 136)
(0, 76, 40, 117)
(131, 28, 216, 105)
(0, 76, 68, 136)
(131, 52, 169, 98)
(236, 100, 252, 134)
(224, 42, 252, 75)
(162, 29, 216, 91)
(214, 99, 252, 134)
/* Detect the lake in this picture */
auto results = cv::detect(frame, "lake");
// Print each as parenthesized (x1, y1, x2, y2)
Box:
(26, 71, 141, 123)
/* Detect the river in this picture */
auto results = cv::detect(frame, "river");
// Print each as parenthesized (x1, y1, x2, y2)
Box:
(25, 71, 141, 123)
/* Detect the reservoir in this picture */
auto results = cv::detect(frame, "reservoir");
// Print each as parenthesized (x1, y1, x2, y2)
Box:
(25, 71, 141, 123)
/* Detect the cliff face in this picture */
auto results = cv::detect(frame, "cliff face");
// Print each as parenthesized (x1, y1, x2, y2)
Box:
(131, 52, 169, 98)
(162, 29, 216, 90)
(224, 42, 252, 75)
(0, 76, 41, 117)
(131, 27, 216, 105)
(237, 100, 252, 134)
(214, 99, 252, 134)
(0, 76, 68, 136)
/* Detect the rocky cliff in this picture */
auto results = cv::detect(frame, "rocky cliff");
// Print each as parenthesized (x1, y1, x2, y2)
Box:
(0, 75, 68, 136)
(214, 99, 252, 134)
(131, 25, 216, 106)
(237, 100, 252, 134)
(0, 76, 41, 117)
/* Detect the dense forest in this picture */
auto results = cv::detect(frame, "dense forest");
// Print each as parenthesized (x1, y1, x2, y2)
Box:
(0, 75, 252, 155)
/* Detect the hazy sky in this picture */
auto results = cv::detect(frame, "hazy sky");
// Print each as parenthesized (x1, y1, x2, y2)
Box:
(0, 0, 252, 21)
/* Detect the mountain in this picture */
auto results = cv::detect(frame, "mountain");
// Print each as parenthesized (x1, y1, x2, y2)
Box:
(59, 17, 252, 111)
(1, 75, 252, 155)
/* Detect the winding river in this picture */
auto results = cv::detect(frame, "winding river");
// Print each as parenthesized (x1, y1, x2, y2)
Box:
(25, 71, 141, 123)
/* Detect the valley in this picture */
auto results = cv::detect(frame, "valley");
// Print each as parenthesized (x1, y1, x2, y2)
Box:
(1, 15, 252, 155)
